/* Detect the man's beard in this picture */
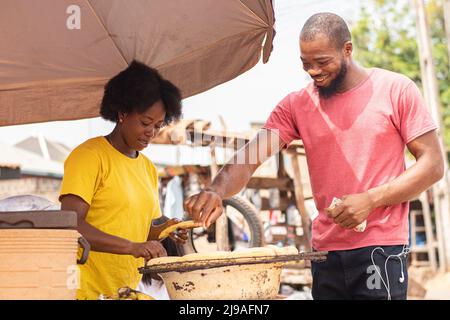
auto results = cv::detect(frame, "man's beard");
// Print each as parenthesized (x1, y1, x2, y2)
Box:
(316, 60, 348, 99)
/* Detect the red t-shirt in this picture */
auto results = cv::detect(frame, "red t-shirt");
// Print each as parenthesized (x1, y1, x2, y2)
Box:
(264, 68, 437, 251)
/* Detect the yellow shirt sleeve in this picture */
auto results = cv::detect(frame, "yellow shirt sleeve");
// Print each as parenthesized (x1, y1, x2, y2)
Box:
(59, 146, 102, 205)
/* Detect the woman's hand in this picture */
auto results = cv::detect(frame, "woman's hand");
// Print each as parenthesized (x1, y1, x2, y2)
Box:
(149, 218, 189, 244)
(129, 240, 167, 260)
(169, 226, 189, 245)
(160, 218, 189, 244)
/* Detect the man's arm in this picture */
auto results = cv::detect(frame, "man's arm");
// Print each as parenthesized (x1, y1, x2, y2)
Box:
(328, 130, 444, 229)
(184, 129, 285, 227)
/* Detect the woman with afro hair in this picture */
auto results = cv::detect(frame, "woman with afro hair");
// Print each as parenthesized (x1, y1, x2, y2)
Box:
(59, 60, 186, 299)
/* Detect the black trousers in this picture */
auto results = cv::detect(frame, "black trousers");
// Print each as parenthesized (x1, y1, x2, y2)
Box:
(311, 245, 409, 300)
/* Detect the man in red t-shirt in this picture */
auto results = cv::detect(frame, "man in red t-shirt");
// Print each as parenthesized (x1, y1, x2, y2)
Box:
(184, 13, 444, 300)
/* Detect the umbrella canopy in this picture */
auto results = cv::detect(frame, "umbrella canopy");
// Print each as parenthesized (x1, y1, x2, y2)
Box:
(0, 0, 275, 126)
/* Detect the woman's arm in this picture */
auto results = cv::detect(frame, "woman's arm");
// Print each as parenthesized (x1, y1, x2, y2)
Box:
(61, 194, 166, 259)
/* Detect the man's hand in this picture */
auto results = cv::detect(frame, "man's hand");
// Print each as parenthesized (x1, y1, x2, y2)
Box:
(184, 189, 224, 228)
(325, 192, 375, 229)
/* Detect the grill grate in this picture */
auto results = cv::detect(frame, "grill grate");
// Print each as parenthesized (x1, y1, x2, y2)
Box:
(139, 251, 328, 274)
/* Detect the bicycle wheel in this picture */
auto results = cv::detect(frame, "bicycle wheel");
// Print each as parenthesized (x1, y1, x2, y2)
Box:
(187, 195, 263, 253)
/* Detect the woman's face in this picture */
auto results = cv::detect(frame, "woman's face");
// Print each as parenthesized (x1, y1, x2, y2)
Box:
(119, 100, 166, 151)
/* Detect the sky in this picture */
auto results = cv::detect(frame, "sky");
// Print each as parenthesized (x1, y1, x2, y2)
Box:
(0, 0, 362, 163)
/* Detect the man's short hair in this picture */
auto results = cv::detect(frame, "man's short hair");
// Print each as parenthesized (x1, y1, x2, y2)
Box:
(300, 12, 351, 49)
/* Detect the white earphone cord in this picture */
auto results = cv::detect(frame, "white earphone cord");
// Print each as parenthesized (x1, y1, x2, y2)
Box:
(370, 245, 410, 300)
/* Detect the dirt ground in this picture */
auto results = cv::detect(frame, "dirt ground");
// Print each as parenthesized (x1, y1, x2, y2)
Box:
(423, 272, 450, 299)
(408, 267, 450, 300)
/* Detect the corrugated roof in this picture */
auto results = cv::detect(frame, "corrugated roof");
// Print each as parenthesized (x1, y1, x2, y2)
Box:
(0, 141, 63, 177)
(14, 134, 71, 163)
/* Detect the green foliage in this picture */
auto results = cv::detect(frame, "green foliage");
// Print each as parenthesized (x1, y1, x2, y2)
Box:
(352, 0, 450, 145)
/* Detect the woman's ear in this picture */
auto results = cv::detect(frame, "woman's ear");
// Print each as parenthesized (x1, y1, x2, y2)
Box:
(118, 112, 126, 123)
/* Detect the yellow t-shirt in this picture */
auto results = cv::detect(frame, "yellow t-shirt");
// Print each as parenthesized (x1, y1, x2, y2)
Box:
(60, 136, 162, 300)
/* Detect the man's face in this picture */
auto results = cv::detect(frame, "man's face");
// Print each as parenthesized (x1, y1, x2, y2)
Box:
(300, 33, 349, 98)
(120, 99, 166, 151)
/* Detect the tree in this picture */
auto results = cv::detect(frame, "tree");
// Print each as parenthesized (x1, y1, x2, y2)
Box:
(352, 0, 450, 145)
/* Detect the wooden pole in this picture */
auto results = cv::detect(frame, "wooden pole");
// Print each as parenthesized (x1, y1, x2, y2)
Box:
(419, 193, 438, 272)
(413, 0, 450, 271)
(210, 138, 230, 251)
(288, 151, 312, 252)
(443, 0, 450, 62)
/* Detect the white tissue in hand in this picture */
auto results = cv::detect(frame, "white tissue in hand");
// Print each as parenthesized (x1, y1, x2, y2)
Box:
(354, 220, 367, 232)
(329, 197, 366, 232)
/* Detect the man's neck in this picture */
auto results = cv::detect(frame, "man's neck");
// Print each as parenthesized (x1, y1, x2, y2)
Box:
(338, 62, 368, 93)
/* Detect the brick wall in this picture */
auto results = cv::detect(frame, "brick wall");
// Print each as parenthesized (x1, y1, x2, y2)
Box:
(0, 177, 62, 203)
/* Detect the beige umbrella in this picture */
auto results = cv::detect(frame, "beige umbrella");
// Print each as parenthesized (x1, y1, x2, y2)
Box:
(0, 0, 275, 126)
